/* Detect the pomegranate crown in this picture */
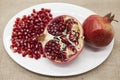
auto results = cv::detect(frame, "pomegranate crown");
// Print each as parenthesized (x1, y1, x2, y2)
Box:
(104, 13, 118, 23)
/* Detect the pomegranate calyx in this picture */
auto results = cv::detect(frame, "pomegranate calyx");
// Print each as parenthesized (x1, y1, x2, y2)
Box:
(104, 13, 118, 23)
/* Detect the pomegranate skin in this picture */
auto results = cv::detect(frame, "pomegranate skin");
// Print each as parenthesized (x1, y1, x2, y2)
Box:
(83, 15, 114, 47)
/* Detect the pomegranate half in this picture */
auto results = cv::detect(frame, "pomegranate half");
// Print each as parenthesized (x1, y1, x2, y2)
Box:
(44, 15, 84, 64)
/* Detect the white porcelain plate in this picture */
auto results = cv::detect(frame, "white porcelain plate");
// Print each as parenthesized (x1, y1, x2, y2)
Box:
(3, 3, 114, 76)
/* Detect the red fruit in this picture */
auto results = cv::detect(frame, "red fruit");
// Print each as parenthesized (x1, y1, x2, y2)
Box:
(45, 15, 84, 64)
(11, 9, 84, 64)
(83, 13, 116, 48)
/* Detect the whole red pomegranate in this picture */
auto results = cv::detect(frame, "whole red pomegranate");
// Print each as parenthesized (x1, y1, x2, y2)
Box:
(11, 8, 84, 64)
(83, 13, 115, 48)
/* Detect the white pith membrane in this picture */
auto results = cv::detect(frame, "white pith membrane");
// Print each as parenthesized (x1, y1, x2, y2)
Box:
(41, 15, 84, 63)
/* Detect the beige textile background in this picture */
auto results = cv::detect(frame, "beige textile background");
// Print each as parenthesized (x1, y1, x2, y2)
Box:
(0, 0, 120, 80)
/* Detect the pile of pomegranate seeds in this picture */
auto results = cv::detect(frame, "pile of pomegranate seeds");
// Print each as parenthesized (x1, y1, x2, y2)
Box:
(10, 8, 53, 59)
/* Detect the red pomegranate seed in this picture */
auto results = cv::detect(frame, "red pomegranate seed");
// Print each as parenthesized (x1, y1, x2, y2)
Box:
(22, 52, 27, 57)
(33, 9, 36, 13)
